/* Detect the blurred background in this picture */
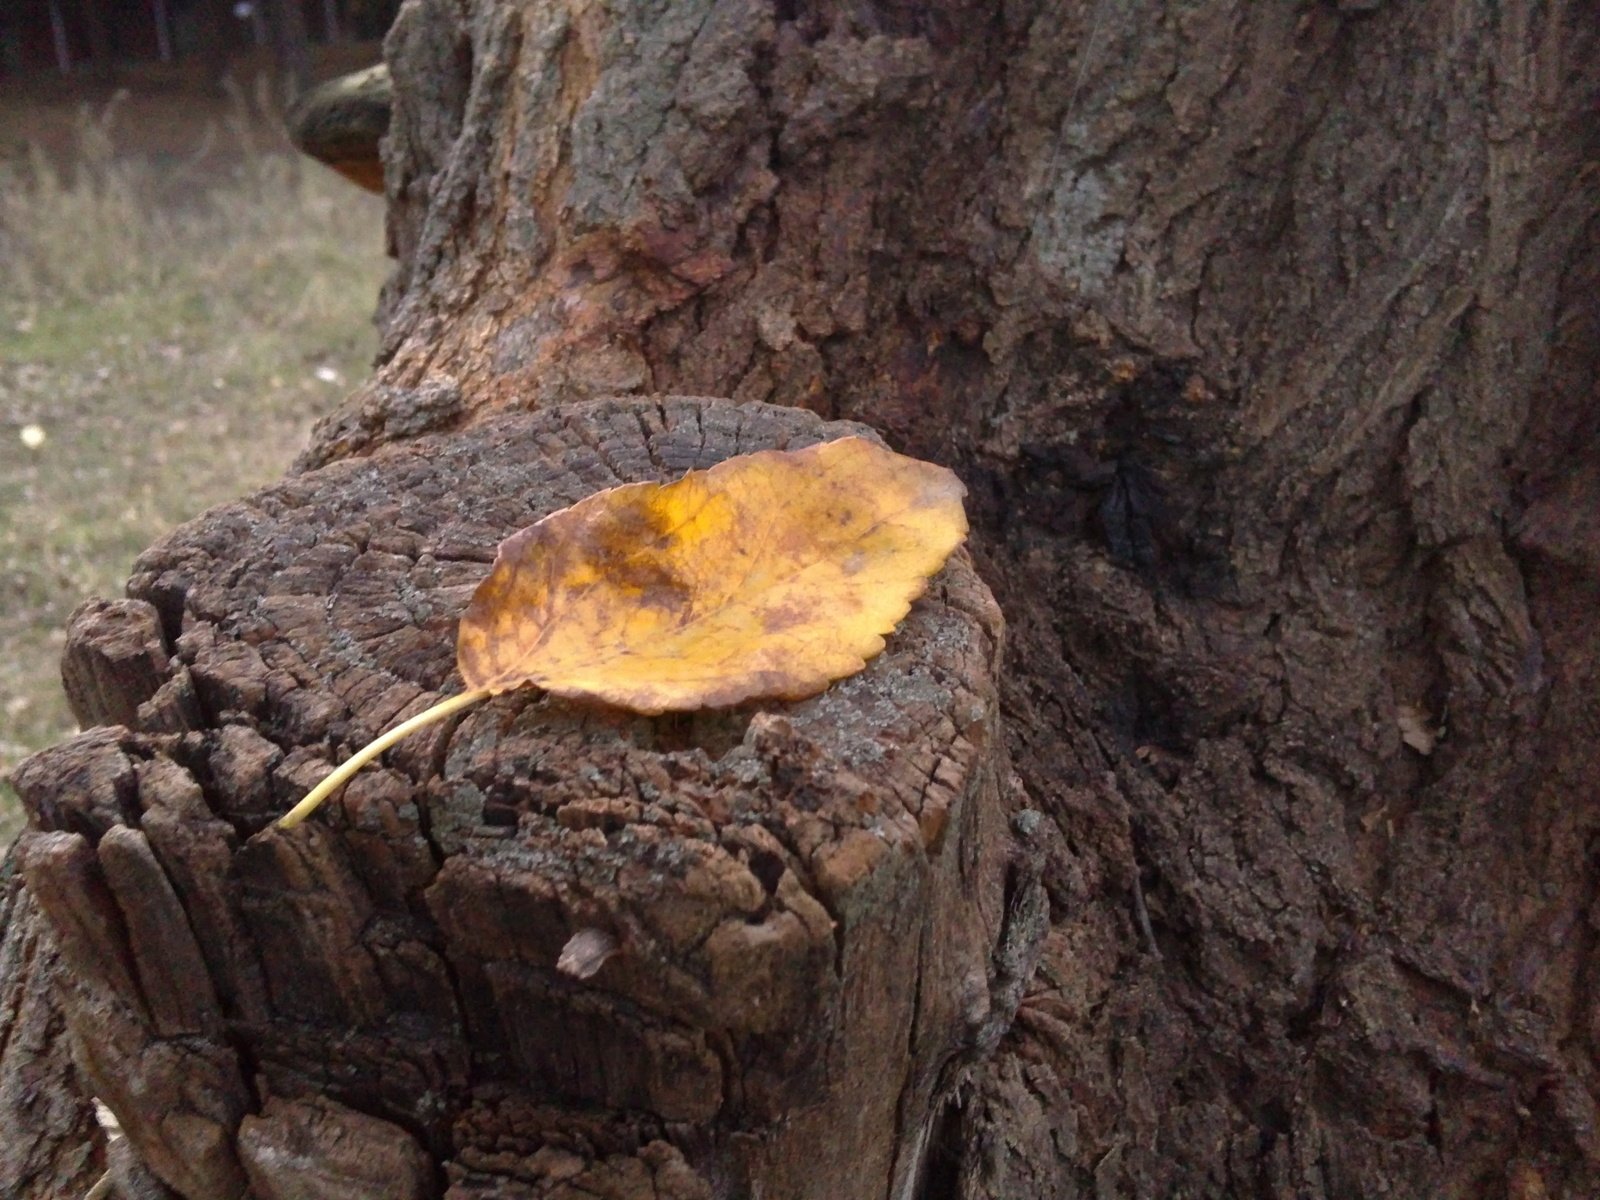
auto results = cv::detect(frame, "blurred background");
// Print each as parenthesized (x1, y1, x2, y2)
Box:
(1, 1, 400, 841)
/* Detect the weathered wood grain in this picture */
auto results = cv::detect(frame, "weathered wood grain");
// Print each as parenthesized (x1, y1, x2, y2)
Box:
(8, 397, 1023, 1199)
(0, 849, 107, 1200)
(62, 599, 172, 732)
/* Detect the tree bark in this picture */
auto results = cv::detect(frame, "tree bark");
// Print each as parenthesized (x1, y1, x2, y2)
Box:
(6, 0, 1600, 1197)
(330, 0, 1600, 1194)
(11, 398, 1024, 1199)
(0, 849, 108, 1200)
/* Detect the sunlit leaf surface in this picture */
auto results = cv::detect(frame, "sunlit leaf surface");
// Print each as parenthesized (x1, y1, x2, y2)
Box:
(456, 436, 968, 714)
(281, 435, 967, 827)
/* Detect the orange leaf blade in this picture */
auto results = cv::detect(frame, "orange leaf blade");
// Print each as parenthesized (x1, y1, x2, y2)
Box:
(456, 436, 968, 714)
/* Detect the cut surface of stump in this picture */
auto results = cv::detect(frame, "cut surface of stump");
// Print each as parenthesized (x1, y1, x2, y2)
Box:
(12, 396, 1029, 1200)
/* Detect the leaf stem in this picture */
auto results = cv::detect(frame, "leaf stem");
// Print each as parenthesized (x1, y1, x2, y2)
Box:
(278, 687, 492, 829)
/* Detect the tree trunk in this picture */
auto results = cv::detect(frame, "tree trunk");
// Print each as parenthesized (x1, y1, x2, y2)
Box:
(189, 0, 243, 90)
(78, 0, 115, 76)
(6, 0, 1600, 1197)
(260, 0, 313, 101)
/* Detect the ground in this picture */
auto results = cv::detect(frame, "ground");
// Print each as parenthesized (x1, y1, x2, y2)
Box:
(0, 67, 389, 844)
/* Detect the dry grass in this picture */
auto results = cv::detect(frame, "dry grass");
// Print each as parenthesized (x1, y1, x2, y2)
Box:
(0, 87, 387, 845)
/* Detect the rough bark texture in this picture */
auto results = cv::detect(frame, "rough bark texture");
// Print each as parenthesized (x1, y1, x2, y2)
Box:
(292, 0, 1589, 1195)
(5, 0, 1599, 1197)
(0, 849, 107, 1200)
(11, 397, 1023, 1199)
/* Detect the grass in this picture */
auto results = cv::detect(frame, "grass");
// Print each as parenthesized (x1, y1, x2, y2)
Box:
(0, 88, 387, 846)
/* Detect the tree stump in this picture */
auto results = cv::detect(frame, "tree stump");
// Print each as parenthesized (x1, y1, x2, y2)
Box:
(0, 860, 106, 1199)
(8, 397, 1032, 1200)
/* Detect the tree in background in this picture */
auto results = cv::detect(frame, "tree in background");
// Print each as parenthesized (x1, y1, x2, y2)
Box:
(1, 0, 401, 87)
(257, 0, 310, 97)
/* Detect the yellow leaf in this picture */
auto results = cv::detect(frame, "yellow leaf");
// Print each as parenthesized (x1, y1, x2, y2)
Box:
(279, 435, 966, 828)
(457, 435, 967, 713)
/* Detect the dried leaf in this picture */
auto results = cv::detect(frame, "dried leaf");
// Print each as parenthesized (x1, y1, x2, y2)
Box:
(280, 435, 966, 829)
(457, 436, 968, 713)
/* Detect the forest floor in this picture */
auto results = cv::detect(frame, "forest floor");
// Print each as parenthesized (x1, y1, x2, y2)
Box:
(0, 66, 388, 844)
